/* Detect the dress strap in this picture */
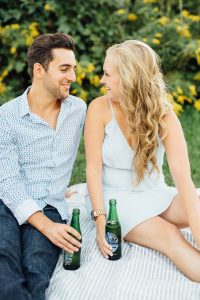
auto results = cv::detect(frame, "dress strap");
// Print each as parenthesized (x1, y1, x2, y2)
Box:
(108, 98, 115, 119)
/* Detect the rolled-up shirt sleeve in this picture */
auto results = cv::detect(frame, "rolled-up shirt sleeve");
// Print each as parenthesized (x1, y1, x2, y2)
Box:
(0, 117, 42, 225)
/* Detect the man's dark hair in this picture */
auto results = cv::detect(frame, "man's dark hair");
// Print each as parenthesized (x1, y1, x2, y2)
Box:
(27, 32, 75, 79)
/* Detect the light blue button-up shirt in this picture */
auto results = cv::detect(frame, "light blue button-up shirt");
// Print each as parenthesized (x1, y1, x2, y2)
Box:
(0, 87, 86, 225)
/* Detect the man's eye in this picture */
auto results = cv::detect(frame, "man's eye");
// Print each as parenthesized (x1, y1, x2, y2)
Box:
(61, 69, 67, 72)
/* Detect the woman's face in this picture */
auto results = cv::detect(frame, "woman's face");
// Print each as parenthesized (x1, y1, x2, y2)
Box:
(100, 54, 121, 102)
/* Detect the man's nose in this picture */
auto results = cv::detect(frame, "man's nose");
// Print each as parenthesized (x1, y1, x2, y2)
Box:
(67, 70, 76, 82)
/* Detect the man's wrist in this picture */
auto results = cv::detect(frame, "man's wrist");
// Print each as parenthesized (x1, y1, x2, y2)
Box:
(27, 211, 54, 234)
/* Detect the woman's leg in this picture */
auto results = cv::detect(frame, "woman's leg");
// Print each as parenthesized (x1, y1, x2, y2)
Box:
(124, 216, 200, 282)
(160, 194, 200, 228)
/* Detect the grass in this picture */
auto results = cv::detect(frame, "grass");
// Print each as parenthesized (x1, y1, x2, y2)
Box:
(70, 106, 200, 187)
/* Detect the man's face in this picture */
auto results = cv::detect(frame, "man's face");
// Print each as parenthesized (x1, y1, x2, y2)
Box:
(43, 48, 76, 100)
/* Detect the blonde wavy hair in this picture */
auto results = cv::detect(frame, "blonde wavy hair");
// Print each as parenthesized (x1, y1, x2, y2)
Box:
(106, 40, 171, 184)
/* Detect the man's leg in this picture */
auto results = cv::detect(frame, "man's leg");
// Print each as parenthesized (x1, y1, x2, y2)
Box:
(21, 205, 66, 300)
(0, 200, 32, 300)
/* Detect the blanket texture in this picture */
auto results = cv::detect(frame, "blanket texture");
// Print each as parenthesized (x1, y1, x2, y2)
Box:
(46, 183, 200, 300)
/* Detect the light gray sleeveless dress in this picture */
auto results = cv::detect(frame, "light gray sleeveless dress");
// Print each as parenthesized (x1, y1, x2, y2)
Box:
(86, 99, 178, 237)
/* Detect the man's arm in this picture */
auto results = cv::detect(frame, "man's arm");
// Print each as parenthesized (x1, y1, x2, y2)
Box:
(28, 211, 81, 253)
(0, 116, 42, 224)
(0, 115, 81, 253)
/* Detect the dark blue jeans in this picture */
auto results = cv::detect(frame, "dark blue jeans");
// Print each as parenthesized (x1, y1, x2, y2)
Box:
(0, 201, 66, 300)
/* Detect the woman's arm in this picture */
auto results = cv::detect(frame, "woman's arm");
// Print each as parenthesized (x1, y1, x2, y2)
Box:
(84, 98, 105, 211)
(163, 110, 200, 246)
(84, 97, 113, 258)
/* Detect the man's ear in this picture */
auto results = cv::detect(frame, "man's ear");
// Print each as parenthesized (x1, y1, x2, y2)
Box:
(33, 63, 45, 79)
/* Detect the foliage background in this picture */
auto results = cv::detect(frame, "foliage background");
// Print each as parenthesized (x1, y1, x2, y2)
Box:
(0, 0, 200, 185)
(0, 0, 200, 111)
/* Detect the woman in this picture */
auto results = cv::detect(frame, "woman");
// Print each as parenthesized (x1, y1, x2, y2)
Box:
(84, 40, 200, 281)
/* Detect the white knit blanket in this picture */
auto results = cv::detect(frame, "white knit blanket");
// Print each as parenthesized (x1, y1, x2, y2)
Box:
(46, 184, 200, 300)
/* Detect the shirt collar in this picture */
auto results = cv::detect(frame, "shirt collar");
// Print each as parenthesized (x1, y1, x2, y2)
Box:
(19, 86, 73, 118)
(19, 86, 31, 117)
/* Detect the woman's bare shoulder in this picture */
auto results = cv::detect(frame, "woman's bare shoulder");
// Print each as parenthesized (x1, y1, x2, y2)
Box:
(86, 95, 111, 125)
(88, 95, 108, 111)
(163, 109, 181, 128)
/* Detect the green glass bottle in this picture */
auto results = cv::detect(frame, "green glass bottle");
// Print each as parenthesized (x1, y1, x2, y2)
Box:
(106, 199, 122, 260)
(63, 208, 81, 270)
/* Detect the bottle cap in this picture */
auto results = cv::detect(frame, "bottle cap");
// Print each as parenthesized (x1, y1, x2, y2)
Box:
(72, 208, 80, 214)
(109, 199, 117, 204)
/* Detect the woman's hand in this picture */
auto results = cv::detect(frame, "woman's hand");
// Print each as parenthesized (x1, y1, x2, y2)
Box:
(95, 215, 113, 258)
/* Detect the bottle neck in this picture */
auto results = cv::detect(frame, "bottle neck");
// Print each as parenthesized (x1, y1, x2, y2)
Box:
(108, 203, 119, 222)
(70, 214, 81, 234)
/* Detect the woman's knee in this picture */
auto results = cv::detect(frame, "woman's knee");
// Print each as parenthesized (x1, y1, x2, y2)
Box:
(124, 216, 183, 254)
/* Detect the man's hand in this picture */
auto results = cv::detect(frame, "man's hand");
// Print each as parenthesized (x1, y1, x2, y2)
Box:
(27, 211, 81, 253)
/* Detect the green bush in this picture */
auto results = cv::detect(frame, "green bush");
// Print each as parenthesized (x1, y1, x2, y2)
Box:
(0, 0, 200, 113)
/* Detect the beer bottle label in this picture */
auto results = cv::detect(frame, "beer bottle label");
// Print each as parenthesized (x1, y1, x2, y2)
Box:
(63, 252, 73, 266)
(106, 232, 119, 252)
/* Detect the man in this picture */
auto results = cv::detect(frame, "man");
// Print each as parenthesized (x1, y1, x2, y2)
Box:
(0, 33, 86, 300)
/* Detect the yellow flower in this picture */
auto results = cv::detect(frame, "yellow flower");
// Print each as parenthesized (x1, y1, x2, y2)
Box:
(152, 38, 160, 44)
(189, 85, 197, 96)
(100, 86, 107, 95)
(153, 7, 159, 12)
(87, 63, 95, 73)
(155, 33, 162, 38)
(143, 0, 157, 3)
(194, 72, 200, 81)
(79, 90, 88, 100)
(90, 75, 100, 87)
(80, 72, 86, 79)
(181, 10, 190, 17)
(184, 97, 192, 104)
(172, 92, 177, 97)
(0, 82, 6, 94)
(22, 29, 27, 37)
(173, 102, 183, 115)
(194, 100, 200, 111)
(44, 4, 53, 11)
(166, 93, 174, 102)
(159, 16, 169, 26)
(175, 18, 180, 24)
(71, 89, 77, 94)
(2, 69, 8, 78)
(11, 24, 20, 30)
(188, 15, 200, 22)
(176, 25, 191, 38)
(127, 13, 138, 21)
(116, 9, 126, 15)
(76, 76, 82, 85)
(10, 47, 16, 54)
(177, 95, 185, 104)
(195, 48, 200, 65)
(26, 36, 34, 46)
(31, 29, 39, 38)
(29, 22, 39, 38)
(29, 22, 38, 31)
(177, 87, 183, 94)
